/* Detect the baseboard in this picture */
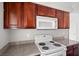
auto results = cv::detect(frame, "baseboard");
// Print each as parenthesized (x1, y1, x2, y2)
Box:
(0, 43, 10, 55)
(9, 40, 34, 45)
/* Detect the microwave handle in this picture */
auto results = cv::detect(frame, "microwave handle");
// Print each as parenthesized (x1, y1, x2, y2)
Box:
(55, 20, 57, 29)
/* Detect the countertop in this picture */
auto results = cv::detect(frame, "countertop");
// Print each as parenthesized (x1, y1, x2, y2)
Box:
(2, 43, 40, 56)
(68, 40, 79, 46)
(54, 39, 79, 46)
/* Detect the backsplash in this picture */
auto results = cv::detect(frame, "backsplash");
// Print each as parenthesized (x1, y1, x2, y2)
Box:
(9, 29, 69, 42)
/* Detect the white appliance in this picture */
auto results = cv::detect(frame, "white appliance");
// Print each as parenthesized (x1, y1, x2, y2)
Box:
(36, 16, 58, 29)
(34, 34, 66, 56)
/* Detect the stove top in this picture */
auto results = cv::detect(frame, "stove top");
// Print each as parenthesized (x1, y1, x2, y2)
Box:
(49, 41, 61, 47)
(39, 42, 46, 46)
(49, 41, 55, 43)
(36, 41, 66, 53)
(53, 43, 61, 47)
(34, 35, 66, 55)
(42, 46, 49, 50)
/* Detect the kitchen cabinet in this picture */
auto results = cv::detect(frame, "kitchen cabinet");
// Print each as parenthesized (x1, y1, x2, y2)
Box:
(4, 3, 9, 28)
(48, 8, 56, 17)
(37, 5, 69, 29)
(23, 2, 36, 28)
(37, 4, 49, 16)
(15, 3, 22, 28)
(63, 11, 69, 29)
(4, 2, 36, 29)
(4, 2, 69, 29)
(56, 10, 64, 29)
(56, 10, 69, 29)
(4, 2, 22, 29)
(67, 45, 74, 56)
(37, 5, 56, 17)
(66, 44, 79, 56)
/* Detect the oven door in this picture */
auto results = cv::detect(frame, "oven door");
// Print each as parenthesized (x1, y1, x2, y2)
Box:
(41, 50, 66, 56)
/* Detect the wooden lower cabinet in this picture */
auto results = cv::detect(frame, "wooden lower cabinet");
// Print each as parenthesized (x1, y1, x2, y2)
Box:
(67, 45, 74, 56)
(66, 44, 79, 56)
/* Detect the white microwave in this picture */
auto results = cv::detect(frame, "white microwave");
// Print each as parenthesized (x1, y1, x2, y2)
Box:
(36, 16, 58, 29)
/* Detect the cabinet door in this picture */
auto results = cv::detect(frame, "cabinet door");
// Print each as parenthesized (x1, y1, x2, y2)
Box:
(67, 46, 74, 56)
(56, 10, 64, 29)
(37, 5, 49, 16)
(15, 3, 22, 28)
(74, 44, 79, 56)
(48, 8, 56, 17)
(74, 47, 78, 56)
(67, 44, 79, 56)
(4, 2, 22, 29)
(4, 3, 10, 28)
(9, 3, 22, 28)
(23, 2, 36, 28)
(64, 12, 69, 29)
(67, 49, 74, 56)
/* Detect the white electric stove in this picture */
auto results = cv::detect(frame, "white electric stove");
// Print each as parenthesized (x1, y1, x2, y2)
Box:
(34, 34, 66, 56)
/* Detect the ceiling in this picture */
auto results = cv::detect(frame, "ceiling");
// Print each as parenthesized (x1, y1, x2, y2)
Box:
(35, 2, 79, 13)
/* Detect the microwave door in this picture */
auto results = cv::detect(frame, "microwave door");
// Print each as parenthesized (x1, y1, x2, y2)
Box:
(38, 21, 53, 29)
(36, 16, 58, 29)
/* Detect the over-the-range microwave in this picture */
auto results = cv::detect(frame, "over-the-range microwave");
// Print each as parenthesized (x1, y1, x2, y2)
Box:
(36, 16, 58, 29)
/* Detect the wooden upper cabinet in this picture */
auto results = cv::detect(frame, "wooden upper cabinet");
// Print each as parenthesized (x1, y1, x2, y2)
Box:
(10, 3, 22, 28)
(4, 3, 9, 28)
(4, 2, 22, 29)
(56, 10, 69, 29)
(37, 4, 69, 29)
(63, 11, 69, 29)
(48, 8, 56, 17)
(37, 5, 56, 17)
(15, 3, 22, 28)
(56, 10, 64, 29)
(4, 2, 69, 29)
(37, 4, 49, 16)
(23, 2, 36, 28)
